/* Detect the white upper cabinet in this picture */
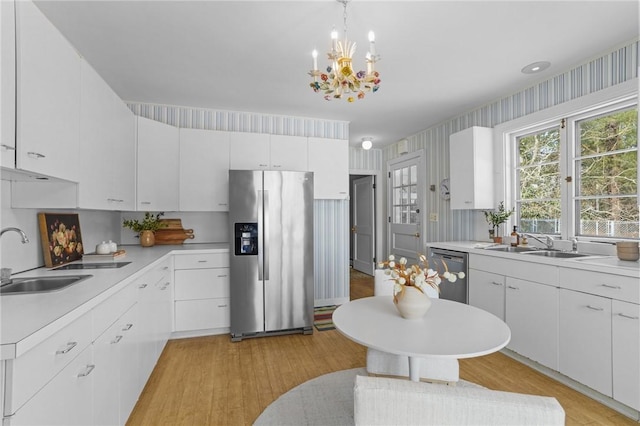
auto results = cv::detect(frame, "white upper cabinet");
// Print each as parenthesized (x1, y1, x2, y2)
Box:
(179, 128, 230, 211)
(229, 132, 270, 170)
(308, 137, 349, 199)
(136, 117, 179, 212)
(78, 60, 135, 210)
(15, 0, 81, 182)
(449, 126, 494, 210)
(269, 135, 308, 171)
(1, 0, 16, 169)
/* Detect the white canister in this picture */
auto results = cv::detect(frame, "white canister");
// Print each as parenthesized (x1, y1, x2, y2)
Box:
(96, 241, 111, 254)
(108, 240, 118, 252)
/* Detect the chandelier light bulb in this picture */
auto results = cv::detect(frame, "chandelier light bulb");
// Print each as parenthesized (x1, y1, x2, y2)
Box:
(368, 31, 375, 42)
(312, 49, 318, 71)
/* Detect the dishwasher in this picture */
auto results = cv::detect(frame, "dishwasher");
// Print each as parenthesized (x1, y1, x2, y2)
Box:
(428, 247, 468, 304)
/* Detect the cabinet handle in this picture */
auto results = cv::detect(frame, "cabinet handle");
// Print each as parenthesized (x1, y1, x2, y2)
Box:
(617, 313, 639, 320)
(163, 266, 169, 270)
(1, 144, 15, 151)
(160, 282, 170, 290)
(586, 305, 604, 311)
(259, 164, 268, 167)
(507, 285, 519, 290)
(218, 203, 228, 206)
(77, 365, 95, 378)
(107, 198, 124, 202)
(56, 341, 78, 355)
(140, 201, 151, 205)
(138, 283, 148, 289)
(599, 284, 621, 290)
(218, 304, 228, 308)
(27, 151, 45, 159)
(217, 274, 228, 278)
(111, 335, 123, 344)
(491, 281, 503, 286)
(122, 323, 134, 331)
(464, 201, 472, 204)
(197, 260, 208, 263)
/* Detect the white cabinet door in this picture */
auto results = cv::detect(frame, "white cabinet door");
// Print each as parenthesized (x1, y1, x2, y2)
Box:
(136, 117, 179, 211)
(92, 317, 122, 426)
(10, 345, 94, 426)
(15, 0, 80, 181)
(179, 128, 230, 211)
(559, 289, 612, 397)
(110, 97, 136, 211)
(468, 268, 505, 320)
(78, 60, 113, 209)
(270, 135, 308, 171)
(449, 126, 493, 210)
(1, 0, 16, 168)
(612, 300, 640, 410)
(308, 137, 349, 199)
(229, 132, 269, 170)
(505, 277, 558, 369)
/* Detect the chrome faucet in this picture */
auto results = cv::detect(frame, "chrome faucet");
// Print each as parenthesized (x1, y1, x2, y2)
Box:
(0, 227, 29, 244)
(523, 233, 554, 249)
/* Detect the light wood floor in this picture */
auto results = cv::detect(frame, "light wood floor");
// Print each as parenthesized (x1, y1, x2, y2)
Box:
(127, 269, 638, 426)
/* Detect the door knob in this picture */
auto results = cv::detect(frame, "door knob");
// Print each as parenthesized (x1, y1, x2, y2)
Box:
(414, 232, 420, 238)
(351, 227, 356, 233)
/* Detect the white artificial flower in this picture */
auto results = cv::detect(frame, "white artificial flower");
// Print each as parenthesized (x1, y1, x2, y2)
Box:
(449, 275, 457, 283)
(399, 257, 407, 265)
(427, 268, 437, 276)
(398, 277, 406, 285)
(458, 272, 466, 279)
(419, 254, 427, 262)
(443, 271, 451, 280)
(384, 269, 392, 276)
(434, 276, 442, 285)
(393, 283, 403, 295)
(414, 274, 425, 287)
(390, 271, 398, 278)
(388, 255, 395, 261)
(388, 261, 396, 268)
(377, 262, 385, 269)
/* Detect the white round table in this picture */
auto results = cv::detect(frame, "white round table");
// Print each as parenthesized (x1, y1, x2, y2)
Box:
(333, 296, 511, 381)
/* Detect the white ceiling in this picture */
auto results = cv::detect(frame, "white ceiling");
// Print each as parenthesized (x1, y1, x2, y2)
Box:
(34, 0, 639, 149)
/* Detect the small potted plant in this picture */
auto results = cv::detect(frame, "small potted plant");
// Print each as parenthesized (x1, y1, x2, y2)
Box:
(122, 212, 166, 247)
(483, 202, 514, 243)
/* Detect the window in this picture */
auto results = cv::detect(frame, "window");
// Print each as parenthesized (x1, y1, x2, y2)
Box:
(514, 100, 638, 240)
(391, 164, 418, 224)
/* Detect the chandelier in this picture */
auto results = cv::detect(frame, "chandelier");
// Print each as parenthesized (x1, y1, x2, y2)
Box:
(309, 0, 381, 102)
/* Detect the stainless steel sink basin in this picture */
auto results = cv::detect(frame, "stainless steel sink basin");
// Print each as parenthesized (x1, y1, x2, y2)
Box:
(521, 251, 589, 259)
(484, 246, 539, 253)
(0, 275, 92, 294)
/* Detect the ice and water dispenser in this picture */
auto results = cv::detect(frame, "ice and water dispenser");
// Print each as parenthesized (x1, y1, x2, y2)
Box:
(234, 223, 258, 255)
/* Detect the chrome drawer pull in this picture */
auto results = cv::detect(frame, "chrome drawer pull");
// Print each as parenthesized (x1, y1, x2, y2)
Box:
(56, 341, 78, 354)
(27, 151, 45, 159)
(1, 144, 15, 151)
(586, 305, 604, 311)
(140, 201, 151, 205)
(198, 260, 208, 263)
(617, 313, 639, 320)
(111, 335, 123, 344)
(491, 281, 503, 286)
(218, 304, 228, 308)
(138, 283, 148, 289)
(600, 284, 621, 289)
(217, 274, 228, 278)
(507, 285, 519, 290)
(122, 323, 134, 331)
(77, 365, 95, 378)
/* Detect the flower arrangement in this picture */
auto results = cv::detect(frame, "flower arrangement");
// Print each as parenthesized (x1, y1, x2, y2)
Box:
(483, 201, 514, 239)
(122, 212, 167, 234)
(377, 254, 465, 303)
(49, 221, 82, 261)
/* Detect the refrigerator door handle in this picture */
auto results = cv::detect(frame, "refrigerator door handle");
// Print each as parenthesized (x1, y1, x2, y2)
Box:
(263, 190, 270, 281)
(258, 190, 264, 281)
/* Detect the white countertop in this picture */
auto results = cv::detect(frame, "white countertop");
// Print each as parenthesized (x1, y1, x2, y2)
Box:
(426, 241, 639, 278)
(1, 243, 229, 360)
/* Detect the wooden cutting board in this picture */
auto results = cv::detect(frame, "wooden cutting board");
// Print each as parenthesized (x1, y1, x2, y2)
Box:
(154, 226, 194, 245)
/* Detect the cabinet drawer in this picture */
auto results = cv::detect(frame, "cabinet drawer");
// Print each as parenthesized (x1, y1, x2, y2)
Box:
(559, 268, 638, 303)
(7, 310, 92, 414)
(174, 298, 230, 331)
(470, 254, 558, 286)
(174, 253, 229, 270)
(92, 280, 137, 341)
(174, 269, 230, 300)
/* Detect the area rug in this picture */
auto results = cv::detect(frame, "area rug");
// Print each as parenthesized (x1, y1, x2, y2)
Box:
(253, 368, 366, 426)
(313, 305, 337, 331)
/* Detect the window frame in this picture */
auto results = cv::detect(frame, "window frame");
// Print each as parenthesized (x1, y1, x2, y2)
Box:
(494, 79, 638, 243)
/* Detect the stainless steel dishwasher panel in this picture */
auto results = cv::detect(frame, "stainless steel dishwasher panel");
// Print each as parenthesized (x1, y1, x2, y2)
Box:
(428, 247, 468, 304)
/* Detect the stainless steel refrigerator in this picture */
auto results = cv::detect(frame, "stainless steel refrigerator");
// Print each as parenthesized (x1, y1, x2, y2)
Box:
(229, 170, 314, 341)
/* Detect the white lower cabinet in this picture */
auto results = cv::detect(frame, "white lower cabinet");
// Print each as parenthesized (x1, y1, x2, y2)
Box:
(468, 268, 505, 320)
(174, 253, 230, 333)
(612, 300, 640, 410)
(505, 277, 558, 370)
(559, 289, 613, 397)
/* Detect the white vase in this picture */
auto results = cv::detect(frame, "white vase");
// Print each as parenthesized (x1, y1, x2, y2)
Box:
(394, 286, 432, 319)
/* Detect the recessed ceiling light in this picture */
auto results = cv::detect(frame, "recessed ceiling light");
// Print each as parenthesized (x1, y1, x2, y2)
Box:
(361, 137, 373, 150)
(521, 61, 551, 74)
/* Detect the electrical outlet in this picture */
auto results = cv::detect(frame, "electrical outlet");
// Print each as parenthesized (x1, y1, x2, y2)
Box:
(429, 213, 438, 222)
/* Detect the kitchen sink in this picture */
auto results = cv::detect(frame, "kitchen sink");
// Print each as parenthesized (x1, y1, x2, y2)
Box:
(0, 275, 93, 294)
(484, 246, 539, 253)
(521, 251, 590, 259)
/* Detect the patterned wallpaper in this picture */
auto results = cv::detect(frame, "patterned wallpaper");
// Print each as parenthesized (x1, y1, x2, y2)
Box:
(383, 40, 639, 245)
